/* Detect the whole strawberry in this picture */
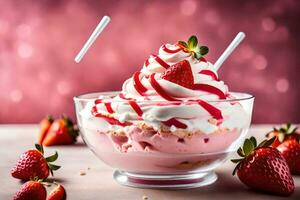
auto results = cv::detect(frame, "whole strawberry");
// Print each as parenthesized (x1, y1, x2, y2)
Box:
(38, 116, 54, 145)
(11, 144, 60, 181)
(277, 139, 300, 175)
(266, 123, 300, 147)
(42, 115, 79, 146)
(232, 137, 294, 196)
(13, 180, 46, 200)
(48, 184, 67, 200)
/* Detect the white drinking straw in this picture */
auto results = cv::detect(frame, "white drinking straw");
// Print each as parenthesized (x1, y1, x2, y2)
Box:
(75, 16, 111, 63)
(214, 32, 246, 71)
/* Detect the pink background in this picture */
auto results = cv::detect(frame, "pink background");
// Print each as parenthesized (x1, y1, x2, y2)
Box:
(0, 0, 299, 123)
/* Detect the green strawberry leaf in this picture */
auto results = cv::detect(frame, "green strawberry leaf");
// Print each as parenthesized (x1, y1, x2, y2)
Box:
(286, 124, 297, 134)
(68, 126, 79, 141)
(263, 136, 276, 147)
(237, 147, 244, 157)
(278, 133, 285, 143)
(243, 138, 254, 156)
(249, 136, 257, 147)
(273, 124, 298, 143)
(188, 35, 198, 49)
(48, 161, 61, 176)
(286, 123, 291, 131)
(279, 128, 286, 133)
(231, 158, 243, 163)
(49, 164, 61, 170)
(232, 162, 241, 176)
(258, 139, 268, 147)
(199, 46, 209, 56)
(178, 41, 188, 48)
(178, 36, 209, 60)
(46, 115, 54, 123)
(46, 151, 58, 163)
(194, 52, 201, 60)
(291, 127, 298, 134)
(259, 136, 276, 148)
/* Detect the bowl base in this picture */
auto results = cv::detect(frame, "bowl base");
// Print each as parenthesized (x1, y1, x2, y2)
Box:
(113, 170, 217, 189)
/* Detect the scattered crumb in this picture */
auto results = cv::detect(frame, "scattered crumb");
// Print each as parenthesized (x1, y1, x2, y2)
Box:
(142, 195, 148, 200)
(208, 118, 217, 125)
(79, 171, 86, 176)
(87, 167, 91, 170)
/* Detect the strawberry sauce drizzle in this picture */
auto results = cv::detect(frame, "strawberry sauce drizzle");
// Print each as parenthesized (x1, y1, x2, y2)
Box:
(198, 70, 219, 81)
(92, 51, 226, 128)
(144, 58, 150, 67)
(118, 93, 131, 100)
(104, 102, 114, 113)
(91, 106, 130, 126)
(163, 118, 187, 129)
(95, 113, 131, 126)
(133, 72, 148, 95)
(152, 55, 170, 69)
(91, 106, 97, 113)
(119, 93, 144, 117)
(162, 44, 182, 53)
(149, 73, 179, 101)
(128, 100, 143, 117)
(94, 99, 102, 104)
(193, 84, 226, 99)
(196, 99, 223, 121)
(148, 73, 223, 123)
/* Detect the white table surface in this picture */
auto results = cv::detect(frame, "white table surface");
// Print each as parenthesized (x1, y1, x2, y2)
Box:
(0, 124, 299, 200)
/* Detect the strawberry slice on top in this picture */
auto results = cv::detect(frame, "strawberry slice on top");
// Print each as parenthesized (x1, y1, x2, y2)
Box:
(161, 60, 194, 89)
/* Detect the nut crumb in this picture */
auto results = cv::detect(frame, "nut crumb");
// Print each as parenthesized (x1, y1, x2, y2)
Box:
(79, 171, 86, 176)
(142, 195, 148, 200)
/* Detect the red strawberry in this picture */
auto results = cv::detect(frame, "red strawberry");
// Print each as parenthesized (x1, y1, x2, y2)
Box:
(11, 144, 60, 181)
(48, 184, 66, 200)
(13, 180, 46, 200)
(232, 137, 294, 196)
(277, 139, 300, 175)
(38, 116, 54, 145)
(161, 60, 194, 89)
(42, 116, 79, 146)
(266, 123, 300, 147)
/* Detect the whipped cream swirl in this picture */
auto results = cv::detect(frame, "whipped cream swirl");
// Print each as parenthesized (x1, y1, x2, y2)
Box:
(122, 43, 228, 101)
(85, 42, 249, 134)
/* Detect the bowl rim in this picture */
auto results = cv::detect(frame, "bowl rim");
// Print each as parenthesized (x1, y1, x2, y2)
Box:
(73, 91, 254, 103)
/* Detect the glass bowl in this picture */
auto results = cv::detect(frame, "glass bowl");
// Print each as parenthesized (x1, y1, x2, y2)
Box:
(74, 91, 254, 189)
